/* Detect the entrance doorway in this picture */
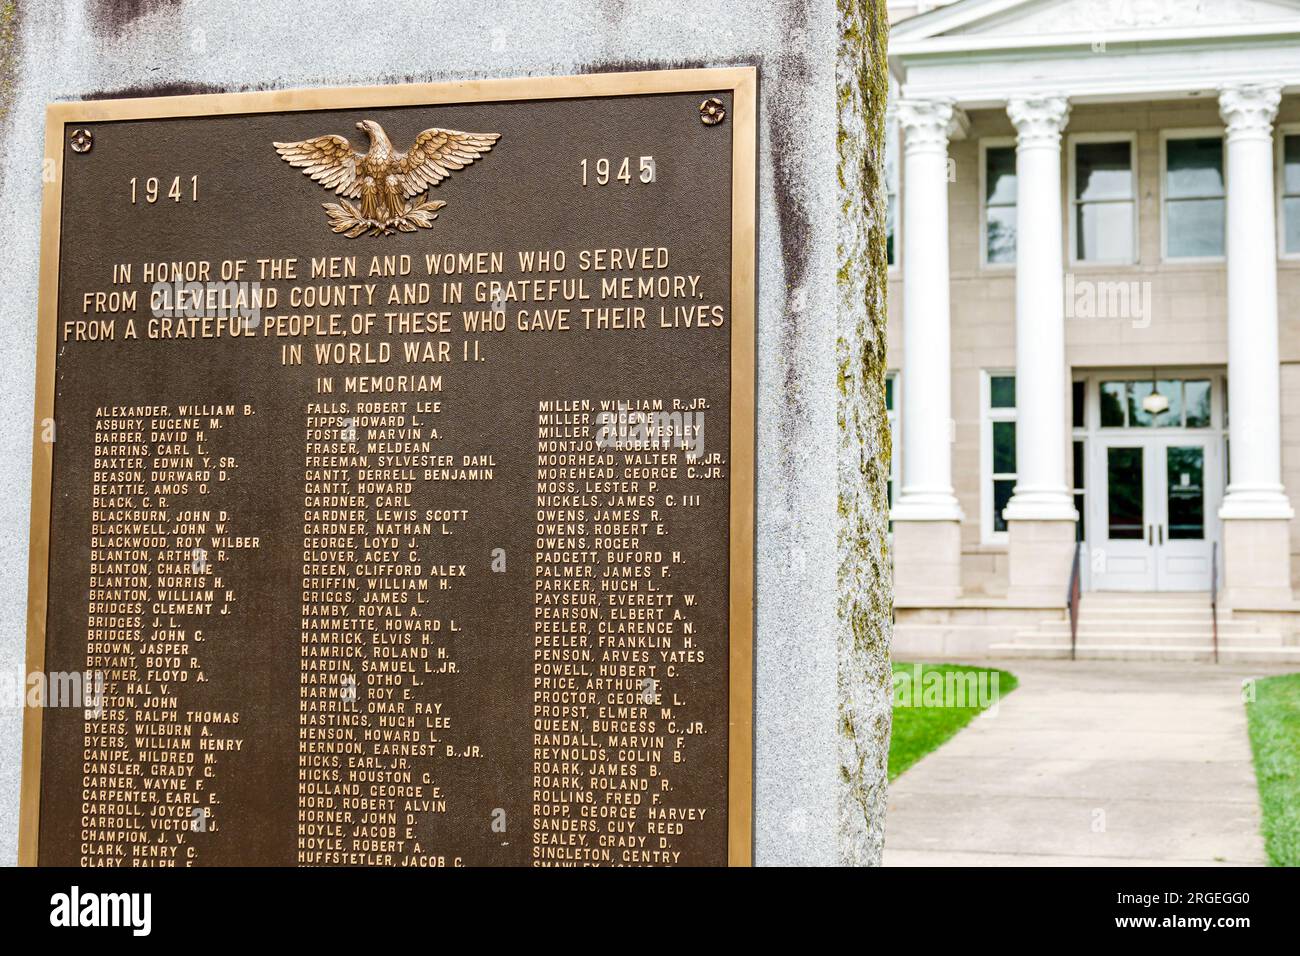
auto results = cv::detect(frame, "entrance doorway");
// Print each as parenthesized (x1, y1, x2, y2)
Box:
(1096, 436, 1219, 590)
(1075, 372, 1225, 592)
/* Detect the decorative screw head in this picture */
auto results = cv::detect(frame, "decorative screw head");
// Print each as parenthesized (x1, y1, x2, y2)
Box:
(699, 98, 726, 126)
(70, 128, 93, 153)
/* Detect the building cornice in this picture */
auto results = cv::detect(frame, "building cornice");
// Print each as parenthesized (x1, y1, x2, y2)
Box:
(892, 22, 1300, 56)
(893, 43, 1300, 109)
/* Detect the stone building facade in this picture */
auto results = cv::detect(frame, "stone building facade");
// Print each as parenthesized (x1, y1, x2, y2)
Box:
(887, 0, 1300, 656)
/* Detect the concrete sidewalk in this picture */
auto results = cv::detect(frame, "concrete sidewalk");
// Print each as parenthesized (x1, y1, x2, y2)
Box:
(884, 659, 1287, 866)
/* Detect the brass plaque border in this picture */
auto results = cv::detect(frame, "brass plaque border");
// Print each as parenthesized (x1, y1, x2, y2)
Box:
(19, 67, 757, 867)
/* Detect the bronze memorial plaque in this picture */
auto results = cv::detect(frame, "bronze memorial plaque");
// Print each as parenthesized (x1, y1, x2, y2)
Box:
(21, 69, 755, 867)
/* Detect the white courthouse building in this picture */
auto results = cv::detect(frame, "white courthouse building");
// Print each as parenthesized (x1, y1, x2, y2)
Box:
(885, 0, 1300, 659)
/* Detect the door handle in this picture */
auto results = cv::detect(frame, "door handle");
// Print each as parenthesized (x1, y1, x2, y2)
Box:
(1158, 525, 1164, 545)
(1148, 525, 1153, 545)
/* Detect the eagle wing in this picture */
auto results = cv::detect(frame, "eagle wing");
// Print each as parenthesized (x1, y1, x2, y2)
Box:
(273, 134, 363, 198)
(395, 128, 500, 199)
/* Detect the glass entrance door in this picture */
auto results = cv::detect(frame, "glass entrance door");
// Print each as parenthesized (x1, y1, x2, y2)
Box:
(1157, 439, 1214, 591)
(1096, 438, 1155, 590)
(1090, 436, 1219, 591)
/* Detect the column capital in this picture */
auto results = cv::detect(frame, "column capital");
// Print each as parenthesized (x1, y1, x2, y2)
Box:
(1007, 95, 1070, 150)
(896, 98, 954, 155)
(1219, 83, 1281, 142)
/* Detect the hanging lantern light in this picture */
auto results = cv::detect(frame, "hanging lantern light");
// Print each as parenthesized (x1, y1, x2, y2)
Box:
(1142, 368, 1169, 415)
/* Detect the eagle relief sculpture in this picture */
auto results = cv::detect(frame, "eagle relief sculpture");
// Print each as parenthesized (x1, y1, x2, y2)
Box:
(274, 120, 500, 238)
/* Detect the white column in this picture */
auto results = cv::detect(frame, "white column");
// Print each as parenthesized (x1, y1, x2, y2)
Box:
(1004, 95, 1075, 523)
(1219, 84, 1292, 521)
(1002, 95, 1076, 604)
(1217, 83, 1293, 608)
(891, 98, 963, 604)
(893, 98, 962, 522)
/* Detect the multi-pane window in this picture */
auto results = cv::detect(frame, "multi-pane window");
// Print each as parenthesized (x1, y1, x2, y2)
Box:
(1072, 139, 1135, 263)
(1164, 136, 1225, 258)
(1072, 381, 1086, 543)
(1282, 133, 1300, 255)
(984, 373, 1016, 538)
(886, 120, 899, 267)
(886, 373, 899, 530)
(983, 144, 1017, 265)
(1098, 379, 1212, 429)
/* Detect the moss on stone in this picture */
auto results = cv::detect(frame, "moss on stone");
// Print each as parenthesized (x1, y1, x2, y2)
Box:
(0, 0, 18, 127)
(835, 0, 893, 865)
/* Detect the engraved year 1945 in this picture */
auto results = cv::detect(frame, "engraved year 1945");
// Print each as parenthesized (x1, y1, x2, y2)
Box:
(128, 175, 199, 204)
(580, 156, 656, 186)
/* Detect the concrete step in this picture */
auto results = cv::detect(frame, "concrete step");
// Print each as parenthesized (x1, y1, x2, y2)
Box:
(1075, 605, 1215, 618)
(1079, 635, 1280, 647)
(1012, 580, 1285, 660)
(1082, 591, 1211, 602)
(989, 641, 1300, 663)
(1036, 619, 1264, 635)
(1014, 630, 1281, 647)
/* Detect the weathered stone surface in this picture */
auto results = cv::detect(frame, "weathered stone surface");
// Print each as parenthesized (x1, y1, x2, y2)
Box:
(836, 0, 893, 866)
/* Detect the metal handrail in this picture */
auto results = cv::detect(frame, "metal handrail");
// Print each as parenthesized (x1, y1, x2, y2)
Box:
(1066, 541, 1082, 661)
(1211, 540, 1219, 664)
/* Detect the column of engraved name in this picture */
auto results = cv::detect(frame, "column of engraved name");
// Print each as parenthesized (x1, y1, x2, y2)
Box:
(531, 396, 719, 865)
(83, 405, 251, 865)
(298, 395, 489, 865)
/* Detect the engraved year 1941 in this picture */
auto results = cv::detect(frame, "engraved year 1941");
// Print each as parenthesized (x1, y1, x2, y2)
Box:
(128, 174, 199, 204)
(580, 156, 656, 186)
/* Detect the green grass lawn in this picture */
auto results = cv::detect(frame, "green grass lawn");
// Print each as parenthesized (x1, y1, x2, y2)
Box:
(889, 662, 1018, 781)
(1245, 672, 1300, 866)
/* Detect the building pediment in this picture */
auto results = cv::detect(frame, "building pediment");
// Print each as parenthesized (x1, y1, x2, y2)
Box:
(891, 0, 1300, 107)
(894, 0, 1300, 46)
